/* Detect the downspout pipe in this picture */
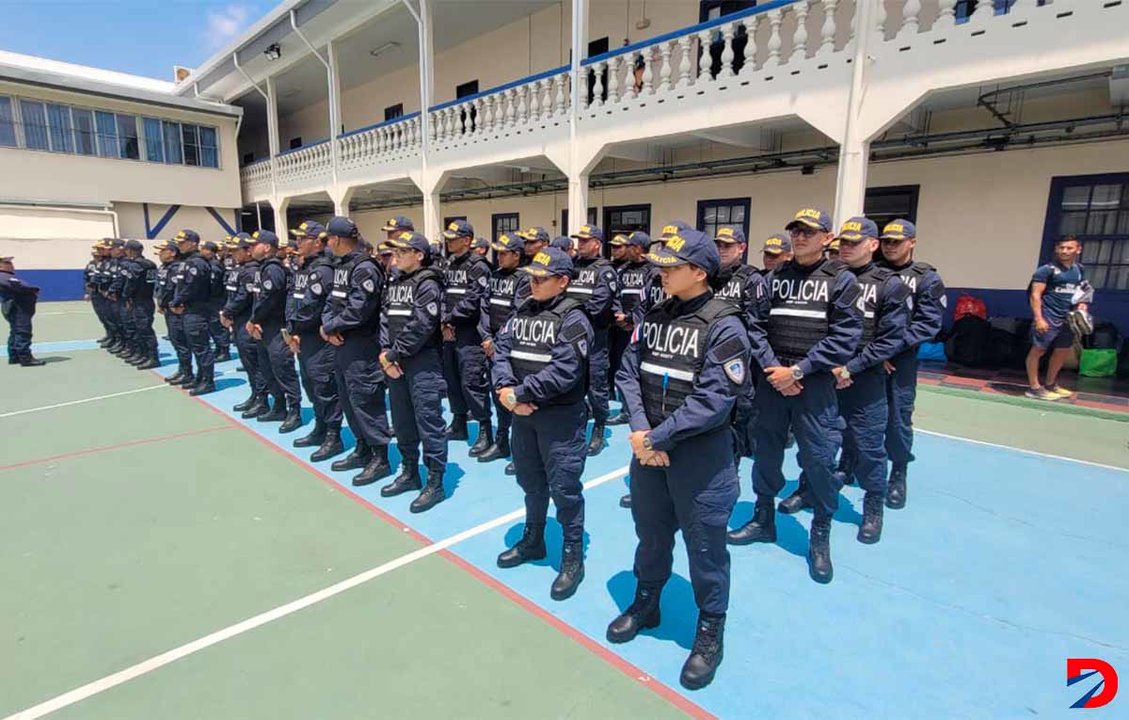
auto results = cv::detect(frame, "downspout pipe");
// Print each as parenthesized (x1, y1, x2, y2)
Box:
(290, 9, 339, 186)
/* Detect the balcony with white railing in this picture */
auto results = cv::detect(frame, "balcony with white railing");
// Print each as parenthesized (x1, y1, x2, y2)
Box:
(337, 112, 423, 183)
(240, 157, 272, 203)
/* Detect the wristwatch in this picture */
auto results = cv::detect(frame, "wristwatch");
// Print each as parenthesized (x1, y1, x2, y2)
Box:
(790, 365, 805, 381)
(503, 389, 517, 408)
(642, 435, 654, 451)
(839, 367, 851, 381)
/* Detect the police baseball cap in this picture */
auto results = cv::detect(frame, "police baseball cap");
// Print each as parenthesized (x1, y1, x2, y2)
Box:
(381, 215, 414, 232)
(659, 220, 693, 240)
(442, 219, 474, 239)
(517, 226, 550, 243)
(0, 255, 13, 263)
(715, 226, 746, 244)
(609, 233, 630, 247)
(377, 241, 394, 256)
(646, 228, 720, 277)
(291, 220, 326, 239)
(521, 247, 574, 278)
(201, 240, 219, 252)
(550, 235, 572, 252)
(493, 233, 523, 253)
(105, 238, 125, 248)
(785, 208, 833, 233)
(124, 239, 143, 251)
(153, 239, 174, 251)
(836, 216, 879, 242)
(472, 236, 491, 250)
(880, 219, 917, 240)
(232, 232, 254, 249)
(626, 231, 652, 249)
(387, 230, 431, 256)
(251, 229, 279, 247)
(326, 216, 359, 238)
(570, 224, 604, 242)
(762, 233, 792, 255)
(174, 229, 201, 244)
(828, 239, 841, 253)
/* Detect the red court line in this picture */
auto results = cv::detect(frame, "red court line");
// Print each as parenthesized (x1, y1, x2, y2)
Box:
(177, 385, 714, 719)
(0, 426, 232, 472)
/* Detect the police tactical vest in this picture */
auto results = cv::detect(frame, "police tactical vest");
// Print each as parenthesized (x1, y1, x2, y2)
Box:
(385, 267, 443, 349)
(618, 261, 649, 315)
(853, 264, 895, 347)
(328, 252, 383, 335)
(767, 259, 848, 366)
(444, 254, 488, 317)
(209, 260, 226, 299)
(135, 258, 157, 301)
(508, 296, 588, 406)
(886, 260, 936, 295)
(224, 265, 240, 299)
(567, 257, 615, 326)
(713, 263, 759, 307)
(638, 297, 738, 427)
(486, 268, 521, 333)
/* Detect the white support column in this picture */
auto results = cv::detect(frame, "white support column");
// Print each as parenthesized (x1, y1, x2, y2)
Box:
(422, 178, 442, 241)
(567, 172, 589, 236)
(567, 0, 589, 237)
(265, 75, 281, 201)
(832, 0, 876, 224)
(327, 39, 342, 186)
(569, 0, 588, 123)
(332, 186, 355, 217)
(272, 196, 290, 236)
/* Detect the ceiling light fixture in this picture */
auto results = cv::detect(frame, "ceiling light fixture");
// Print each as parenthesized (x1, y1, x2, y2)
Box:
(264, 43, 282, 61)
(370, 41, 401, 58)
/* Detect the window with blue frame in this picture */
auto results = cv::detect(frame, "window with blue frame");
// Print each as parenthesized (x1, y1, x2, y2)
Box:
(72, 109, 96, 155)
(181, 124, 199, 166)
(163, 120, 183, 164)
(20, 100, 49, 150)
(0, 96, 16, 147)
(46, 104, 74, 153)
(116, 115, 139, 159)
(199, 126, 218, 167)
(143, 118, 164, 162)
(94, 111, 117, 158)
(1051, 178, 1129, 291)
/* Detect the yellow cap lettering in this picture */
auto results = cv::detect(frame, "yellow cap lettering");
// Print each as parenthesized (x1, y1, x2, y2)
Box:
(666, 235, 686, 252)
(533, 251, 552, 265)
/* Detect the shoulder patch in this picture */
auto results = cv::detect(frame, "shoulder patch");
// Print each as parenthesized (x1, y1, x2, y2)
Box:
(310, 282, 324, 296)
(723, 358, 745, 386)
(362, 278, 376, 294)
(189, 266, 198, 276)
(263, 278, 273, 290)
(426, 302, 439, 317)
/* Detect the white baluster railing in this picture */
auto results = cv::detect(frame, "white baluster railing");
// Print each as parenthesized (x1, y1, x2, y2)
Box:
(427, 66, 571, 144)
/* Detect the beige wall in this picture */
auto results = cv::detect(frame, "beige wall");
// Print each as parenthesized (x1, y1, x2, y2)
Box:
(0, 205, 117, 269)
(115, 203, 240, 244)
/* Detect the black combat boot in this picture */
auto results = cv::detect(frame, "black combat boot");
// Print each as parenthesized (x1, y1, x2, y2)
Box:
(808, 518, 833, 584)
(293, 420, 326, 448)
(278, 404, 303, 433)
(445, 414, 469, 441)
(19, 355, 46, 367)
(857, 493, 884, 544)
(476, 428, 509, 462)
(352, 445, 391, 487)
(619, 493, 632, 509)
(726, 497, 777, 545)
(606, 409, 629, 426)
(550, 542, 585, 601)
(680, 612, 725, 690)
(170, 372, 196, 387)
(233, 392, 258, 413)
(136, 355, 160, 370)
(310, 426, 344, 462)
(257, 397, 287, 422)
(606, 586, 661, 643)
(331, 442, 370, 472)
(381, 460, 422, 497)
(886, 463, 907, 509)
(240, 394, 268, 419)
(504, 461, 516, 476)
(188, 369, 216, 396)
(409, 463, 446, 513)
(165, 368, 187, 384)
(778, 485, 813, 514)
(468, 423, 493, 457)
(214, 347, 232, 363)
(586, 424, 605, 456)
(496, 523, 546, 568)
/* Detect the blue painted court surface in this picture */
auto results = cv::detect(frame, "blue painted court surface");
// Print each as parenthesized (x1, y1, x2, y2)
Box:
(136, 342, 1129, 719)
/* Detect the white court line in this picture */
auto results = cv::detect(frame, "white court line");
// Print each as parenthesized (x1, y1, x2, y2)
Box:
(4, 464, 630, 720)
(0, 384, 167, 419)
(917, 428, 1128, 473)
(36, 311, 88, 316)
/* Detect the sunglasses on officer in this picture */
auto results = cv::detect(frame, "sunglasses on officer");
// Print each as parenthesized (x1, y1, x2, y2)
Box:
(788, 227, 823, 239)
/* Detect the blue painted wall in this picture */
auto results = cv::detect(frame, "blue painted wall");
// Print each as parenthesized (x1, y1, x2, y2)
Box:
(945, 287, 1129, 335)
(20, 269, 86, 301)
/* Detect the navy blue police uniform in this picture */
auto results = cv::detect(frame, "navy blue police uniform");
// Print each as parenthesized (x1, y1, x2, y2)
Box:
(879, 219, 944, 509)
(169, 230, 217, 393)
(106, 243, 131, 355)
(203, 242, 231, 360)
(321, 216, 395, 486)
(248, 231, 302, 426)
(611, 228, 750, 691)
(121, 240, 159, 367)
(0, 257, 44, 365)
(492, 248, 593, 602)
(733, 208, 862, 585)
(609, 232, 651, 423)
(85, 249, 108, 342)
(163, 245, 194, 383)
(379, 231, 450, 511)
(221, 235, 267, 414)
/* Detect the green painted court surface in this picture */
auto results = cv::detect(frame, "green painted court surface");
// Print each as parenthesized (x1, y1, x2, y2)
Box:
(2, 302, 1126, 719)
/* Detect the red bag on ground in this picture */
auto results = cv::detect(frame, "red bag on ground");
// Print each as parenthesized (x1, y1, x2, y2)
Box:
(953, 293, 987, 322)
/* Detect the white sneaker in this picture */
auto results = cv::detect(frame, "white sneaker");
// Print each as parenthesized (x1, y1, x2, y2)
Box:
(1025, 387, 1060, 401)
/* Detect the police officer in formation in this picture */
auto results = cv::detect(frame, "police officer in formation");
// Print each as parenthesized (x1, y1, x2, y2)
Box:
(477, 233, 531, 466)
(160, 238, 197, 387)
(0, 255, 45, 366)
(761, 233, 793, 271)
(221, 233, 267, 417)
(612, 228, 750, 690)
(877, 220, 945, 510)
(492, 247, 594, 601)
(287, 221, 344, 462)
(200, 240, 232, 362)
(379, 231, 449, 512)
(321, 216, 394, 487)
(246, 230, 303, 431)
(440, 219, 495, 454)
(120, 239, 159, 369)
(169, 230, 218, 396)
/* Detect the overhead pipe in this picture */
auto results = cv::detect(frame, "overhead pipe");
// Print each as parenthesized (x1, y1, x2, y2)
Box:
(977, 71, 1113, 129)
(289, 9, 338, 185)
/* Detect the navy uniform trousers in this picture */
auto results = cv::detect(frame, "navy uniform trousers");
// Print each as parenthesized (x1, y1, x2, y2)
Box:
(183, 309, 215, 379)
(165, 311, 192, 373)
(586, 328, 611, 425)
(208, 301, 230, 354)
(298, 337, 342, 428)
(885, 348, 918, 467)
(511, 401, 587, 543)
(753, 372, 844, 520)
(837, 365, 890, 496)
(631, 427, 739, 616)
(256, 323, 300, 405)
(233, 314, 265, 397)
(4, 305, 33, 359)
(388, 348, 448, 471)
(442, 325, 492, 424)
(131, 301, 158, 357)
(335, 333, 392, 451)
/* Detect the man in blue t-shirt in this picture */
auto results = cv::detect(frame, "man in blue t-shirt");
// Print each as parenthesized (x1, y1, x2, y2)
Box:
(1026, 236, 1088, 400)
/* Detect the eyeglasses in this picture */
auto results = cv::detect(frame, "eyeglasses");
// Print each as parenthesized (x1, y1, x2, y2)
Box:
(529, 275, 559, 285)
(879, 237, 908, 245)
(788, 227, 822, 239)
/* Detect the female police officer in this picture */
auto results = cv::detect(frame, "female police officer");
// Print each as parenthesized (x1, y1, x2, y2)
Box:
(610, 227, 750, 691)
(492, 247, 594, 602)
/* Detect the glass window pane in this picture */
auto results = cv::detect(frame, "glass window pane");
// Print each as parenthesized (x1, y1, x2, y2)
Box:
(181, 124, 199, 166)
(1116, 240, 1129, 264)
(1089, 266, 1108, 289)
(1081, 241, 1102, 264)
(116, 115, 138, 159)
(732, 205, 746, 223)
(1060, 212, 1087, 237)
(1117, 211, 1129, 235)
(1098, 241, 1114, 264)
(20, 100, 48, 150)
(1087, 210, 1118, 236)
(1109, 265, 1129, 291)
(163, 121, 182, 163)
(72, 109, 95, 155)
(143, 118, 164, 162)
(1061, 185, 1091, 211)
(198, 126, 218, 168)
(703, 206, 717, 223)
(717, 206, 731, 223)
(0, 97, 16, 147)
(95, 111, 117, 157)
(1090, 184, 1122, 211)
(45, 104, 74, 153)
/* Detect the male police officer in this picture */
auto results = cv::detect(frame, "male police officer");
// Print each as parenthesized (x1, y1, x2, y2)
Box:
(121, 239, 159, 369)
(169, 230, 217, 396)
(567, 224, 620, 456)
(477, 233, 531, 465)
(0, 256, 45, 366)
(440, 219, 494, 454)
(611, 228, 750, 691)
(493, 247, 593, 602)
(201, 240, 232, 362)
(879, 219, 944, 510)
(379, 231, 449, 512)
(779, 218, 909, 544)
(106, 240, 134, 361)
(761, 233, 793, 272)
(247, 230, 303, 432)
(154, 240, 190, 383)
(287, 221, 344, 461)
(85, 245, 108, 344)
(519, 226, 551, 266)
(729, 208, 861, 585)
(322, 216, 395, 486)
(608, 231, 651, 428)
(221, 234, 268, 416)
